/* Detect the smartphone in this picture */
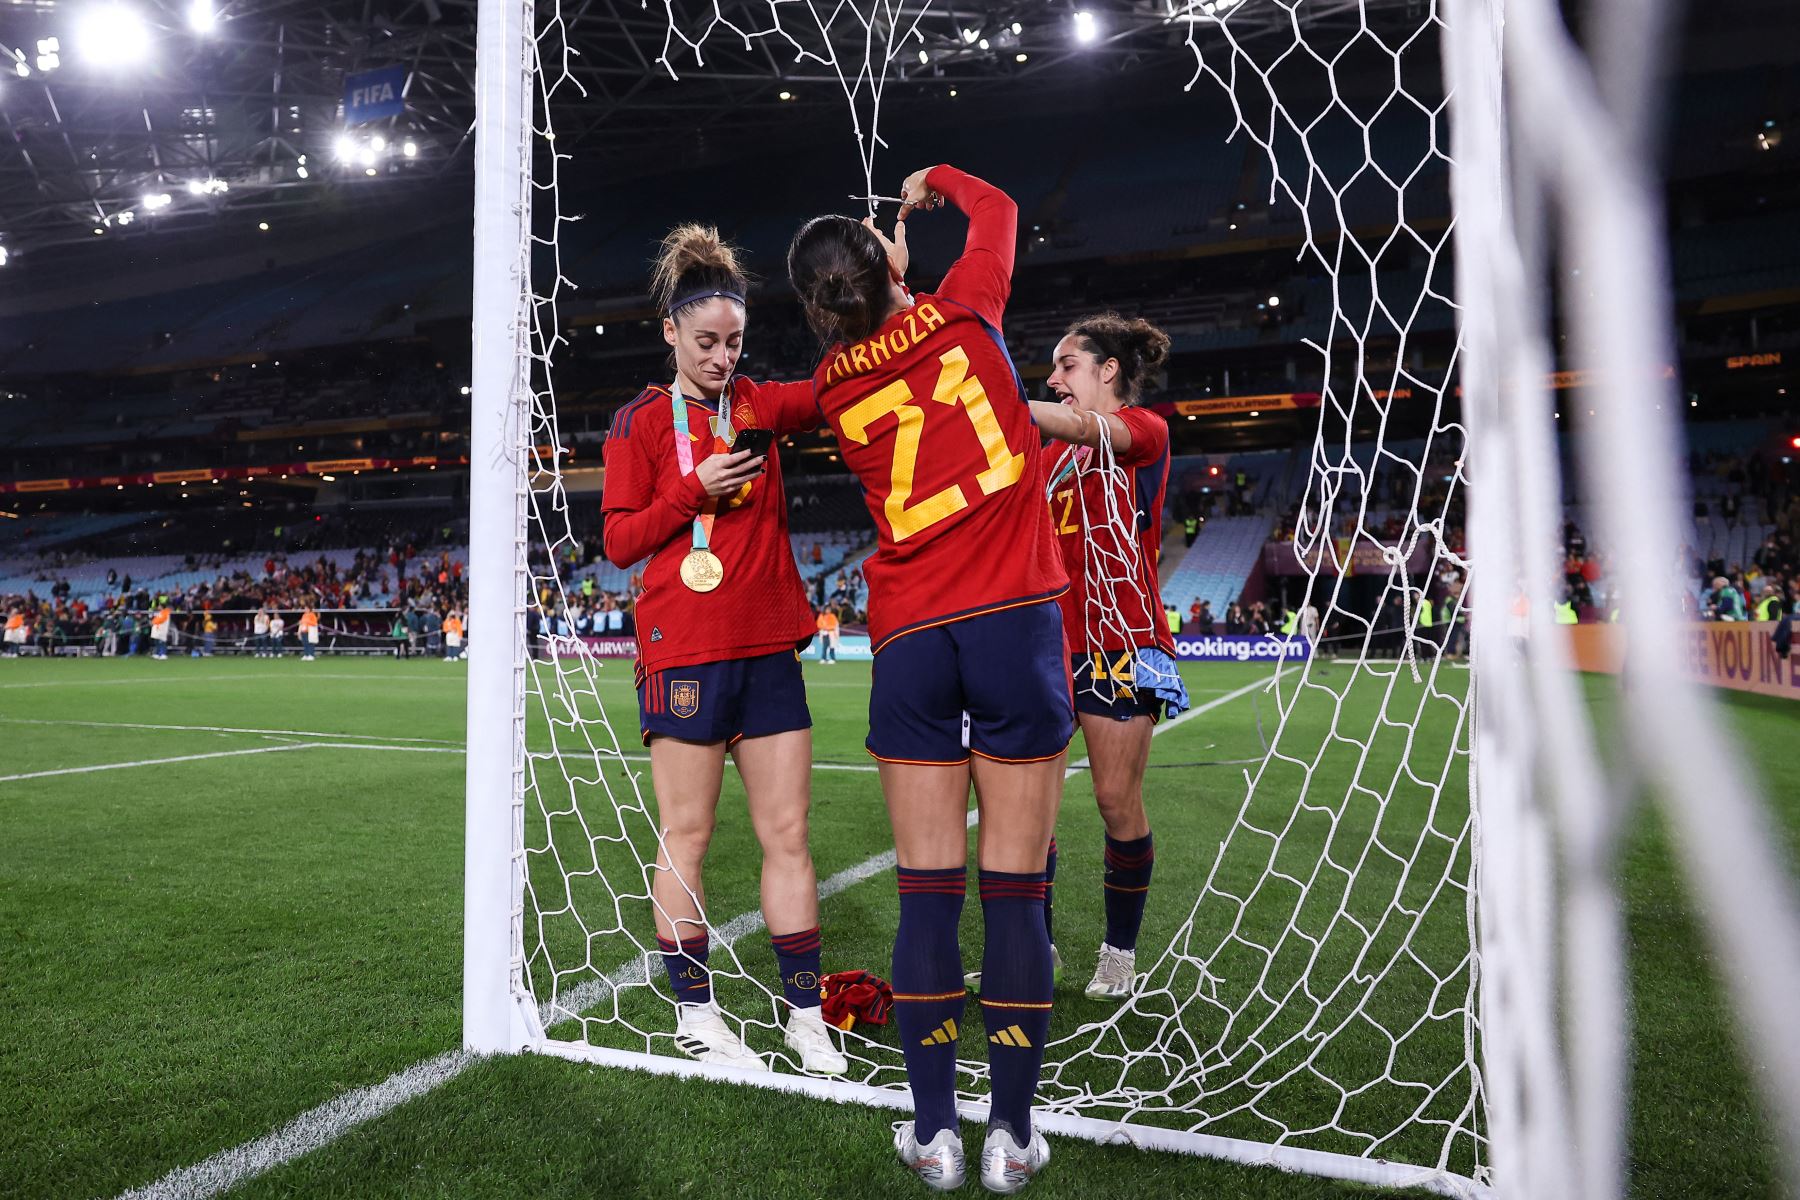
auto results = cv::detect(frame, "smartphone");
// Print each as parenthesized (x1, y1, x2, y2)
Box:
(736, 428, 775, 459)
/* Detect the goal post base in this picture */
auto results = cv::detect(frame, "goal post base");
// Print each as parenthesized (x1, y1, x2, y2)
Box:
(530, 1038, 1491, 1199)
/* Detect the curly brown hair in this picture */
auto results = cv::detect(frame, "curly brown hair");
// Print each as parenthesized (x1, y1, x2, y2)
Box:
(1064, 311, 1171, 402)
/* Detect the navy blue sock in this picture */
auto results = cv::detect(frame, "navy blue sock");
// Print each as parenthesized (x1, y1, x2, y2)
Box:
(769, 926, 823, 1011)
(893, 866, 967, 1141)
(978, 869, 1054, 1142)
(657, 931, 711, 1005)
(1043, 838, 1058, 944)
(1103, 832, 1155, 951)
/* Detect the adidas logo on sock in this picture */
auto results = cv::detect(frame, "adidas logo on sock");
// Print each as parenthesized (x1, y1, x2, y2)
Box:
(989, 1024, 1032, 1048)
(919, 1018, 959, 1046)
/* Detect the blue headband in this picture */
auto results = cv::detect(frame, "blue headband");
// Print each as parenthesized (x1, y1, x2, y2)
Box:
(668, 287, 745, 315)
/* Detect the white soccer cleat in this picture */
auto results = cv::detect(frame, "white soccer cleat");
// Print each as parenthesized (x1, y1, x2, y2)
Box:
(1083, 944, 1137, 1001)
(894, 1122, 966, 1192)
(979, 1125, 1049, 1194)
(672, 1001, 769, 1072)
(783, 1005, 849, 1075)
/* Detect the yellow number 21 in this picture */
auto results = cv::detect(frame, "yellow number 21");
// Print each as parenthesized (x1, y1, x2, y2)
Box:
(838, 344, 1026, 542)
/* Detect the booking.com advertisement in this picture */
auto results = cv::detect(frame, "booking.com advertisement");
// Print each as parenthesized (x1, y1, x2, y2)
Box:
(558, 634, 1303, 664)
(1172, 634, 1312, 662)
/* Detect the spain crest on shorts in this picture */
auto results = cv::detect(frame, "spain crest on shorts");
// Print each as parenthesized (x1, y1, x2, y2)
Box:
(670, 679, 700, 718)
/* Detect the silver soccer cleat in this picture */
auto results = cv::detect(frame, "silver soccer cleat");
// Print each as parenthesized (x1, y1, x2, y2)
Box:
(895, 1122, 967, 1192)
(979, 1124, 1050, 1194)
(1083, 943, 1137, 1001)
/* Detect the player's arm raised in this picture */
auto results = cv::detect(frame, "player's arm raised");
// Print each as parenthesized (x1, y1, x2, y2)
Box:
(902, 164, 1017, 326)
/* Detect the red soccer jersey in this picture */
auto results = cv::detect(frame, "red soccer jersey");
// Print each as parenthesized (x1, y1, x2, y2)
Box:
(601, 377, 820, 676)
(1043, 406, 1175, 654)
(800, 165, 1066, 651)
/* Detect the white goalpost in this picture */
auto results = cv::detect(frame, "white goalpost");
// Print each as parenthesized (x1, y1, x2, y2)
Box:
(463, 2, 1800, 1198)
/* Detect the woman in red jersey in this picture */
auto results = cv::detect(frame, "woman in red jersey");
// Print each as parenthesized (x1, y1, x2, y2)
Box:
(601, 225, 845, 1079)
(783, 167, 1066, 1192)
(1028, 313, 1190, 1004)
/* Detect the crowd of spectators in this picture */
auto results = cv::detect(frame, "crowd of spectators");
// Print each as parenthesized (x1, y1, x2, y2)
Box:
(6, 441, 1792, 658)
(3, 539, 470, 655)
(1687, 449, 1799, 625)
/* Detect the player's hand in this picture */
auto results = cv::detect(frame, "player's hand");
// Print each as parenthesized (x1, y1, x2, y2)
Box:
(898, 167, 941, 219)
(695, 448, 764, 496)
(862, 216, 909, 283)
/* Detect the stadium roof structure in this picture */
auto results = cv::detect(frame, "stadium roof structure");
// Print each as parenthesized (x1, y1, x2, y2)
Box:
(0, 0, 1428, 268)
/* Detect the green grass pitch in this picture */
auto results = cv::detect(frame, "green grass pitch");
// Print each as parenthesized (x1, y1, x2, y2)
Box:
(0, 654, 1792, 1199)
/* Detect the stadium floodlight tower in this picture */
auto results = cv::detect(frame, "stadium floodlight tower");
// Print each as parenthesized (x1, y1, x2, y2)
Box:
(465, 1, 1800, 1198)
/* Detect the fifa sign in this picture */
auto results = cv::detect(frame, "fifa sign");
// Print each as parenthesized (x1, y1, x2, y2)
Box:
(344, 66, 407, 126)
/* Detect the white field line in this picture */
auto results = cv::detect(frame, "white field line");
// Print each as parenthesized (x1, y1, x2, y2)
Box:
(108, 671, 1274, 1200)
(0, 744, 319, 783)
(0, 672, 456, 690)
(0, 716, 462, 745)
(0, 742, 466, 784)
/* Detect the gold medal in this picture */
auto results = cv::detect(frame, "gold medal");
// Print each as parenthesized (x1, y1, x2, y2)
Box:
(679, 549, 724, 592)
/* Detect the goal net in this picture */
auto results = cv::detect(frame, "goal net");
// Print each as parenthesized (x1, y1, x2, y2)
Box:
(462, 1, 1800, 1198)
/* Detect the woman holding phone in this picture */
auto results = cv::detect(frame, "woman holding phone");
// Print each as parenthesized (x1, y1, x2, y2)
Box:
(601, 224, 845, 1076)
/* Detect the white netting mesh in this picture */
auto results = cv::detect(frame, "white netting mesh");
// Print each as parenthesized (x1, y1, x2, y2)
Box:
(508, 0, 1487, 1192)
(1036, 6, 1481, 1176)
(1047, 415, 1185, 709)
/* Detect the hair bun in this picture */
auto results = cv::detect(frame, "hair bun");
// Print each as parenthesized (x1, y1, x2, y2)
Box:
(1126, 317, 1172, 372)
(651, 223, 748, 317)
(788, 214, 890, 345)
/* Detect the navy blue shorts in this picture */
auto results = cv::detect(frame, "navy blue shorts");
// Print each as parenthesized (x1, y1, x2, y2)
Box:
(868, 601, 1074, 765)
(636, 650, 811, 746)
(1071, 647, 1193, 724)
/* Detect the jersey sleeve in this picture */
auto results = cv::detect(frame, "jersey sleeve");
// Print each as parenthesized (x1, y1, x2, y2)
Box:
(738, 378, 822, 436)
(928, 165, 1017, 329)
(600, 409, 708, 568)
(1116, 407, 1169, 469)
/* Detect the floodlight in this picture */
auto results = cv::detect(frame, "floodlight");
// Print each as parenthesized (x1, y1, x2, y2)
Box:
(0, 246, 8, 267)
(1267, 295, 1281, 307)
(188, 0, 217, 34)
(76, 5, 151, 67)
(142, 191, 171, 209)
(370, 134, 387, 152)
(359, 146, 377, 167)
(334, 134, 356, 161)
(401, 140, 417, 158)
(1074, 11, 1098, 43)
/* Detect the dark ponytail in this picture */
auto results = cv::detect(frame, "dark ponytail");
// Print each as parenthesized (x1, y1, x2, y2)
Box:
(787, 215, 890, 345)
(1064, 311, 1171, 402)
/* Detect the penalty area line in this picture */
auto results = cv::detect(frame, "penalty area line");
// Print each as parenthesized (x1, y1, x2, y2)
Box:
(108, 671, 1277, 1200)
(0, 715, 461, 745)
(0, 742, 465, 785)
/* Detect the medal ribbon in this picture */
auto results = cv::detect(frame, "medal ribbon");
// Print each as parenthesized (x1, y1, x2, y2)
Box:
(670, 379, 734, 553)
(1045, 443, 1090, 498)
